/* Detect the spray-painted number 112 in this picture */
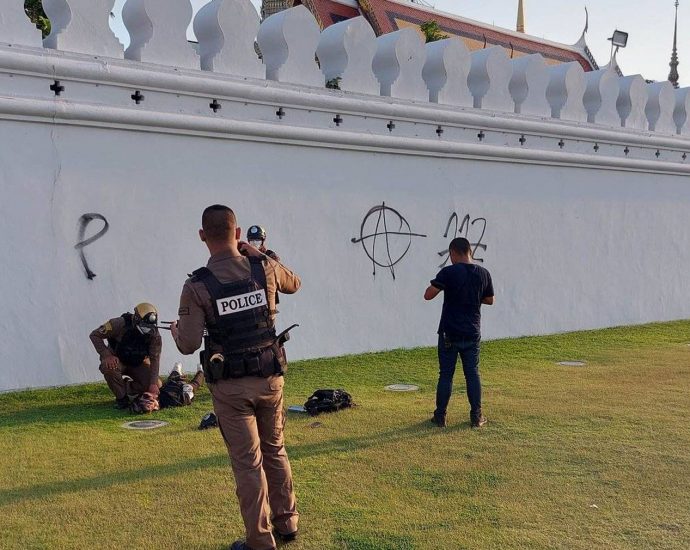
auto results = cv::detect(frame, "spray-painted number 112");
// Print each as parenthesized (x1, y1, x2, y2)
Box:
(438, 212, 487, 267)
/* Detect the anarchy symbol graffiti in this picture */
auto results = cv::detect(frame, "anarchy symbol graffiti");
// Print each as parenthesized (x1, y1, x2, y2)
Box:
(351, 202, 427, 279)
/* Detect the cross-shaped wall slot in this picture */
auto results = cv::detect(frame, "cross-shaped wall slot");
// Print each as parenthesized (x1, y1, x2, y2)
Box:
(50, 80, 65, 96)
(131, 91, 144, 104)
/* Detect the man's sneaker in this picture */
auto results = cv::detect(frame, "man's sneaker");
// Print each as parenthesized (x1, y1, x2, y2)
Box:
(181, 384, 194, 405)
(114, 397, 130, 410)
(471, 415, 488, 428)
(431, 413, 447, 428)
(273, 529, 298, 543)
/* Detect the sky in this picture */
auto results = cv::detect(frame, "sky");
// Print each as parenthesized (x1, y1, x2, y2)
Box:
(108, 0, 687, 87)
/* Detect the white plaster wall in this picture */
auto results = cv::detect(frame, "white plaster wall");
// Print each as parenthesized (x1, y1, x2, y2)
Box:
(2, 119, 690, 391)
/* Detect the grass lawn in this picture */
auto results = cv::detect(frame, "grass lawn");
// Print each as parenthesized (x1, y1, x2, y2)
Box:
(1, 321, 690, 550)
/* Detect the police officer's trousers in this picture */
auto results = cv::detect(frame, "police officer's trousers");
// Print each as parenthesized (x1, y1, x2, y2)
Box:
(210, 375, 298, 550)
(99, 358, 153, 399)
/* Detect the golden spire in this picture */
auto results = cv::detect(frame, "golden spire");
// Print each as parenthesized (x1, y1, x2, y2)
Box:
(517, 0, 526, 33)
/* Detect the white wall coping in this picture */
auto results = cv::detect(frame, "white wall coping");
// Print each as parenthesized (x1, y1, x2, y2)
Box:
(1, 44, 689, 176)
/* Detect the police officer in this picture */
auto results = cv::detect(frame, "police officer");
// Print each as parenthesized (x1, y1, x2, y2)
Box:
(89, 303, 162, 410)
(246, 225, 280, 262)
(247, 226, 281, 307)
(170, 205, 301, 550)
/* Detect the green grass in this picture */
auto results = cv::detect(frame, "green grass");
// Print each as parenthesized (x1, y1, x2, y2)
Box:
(2, 321, 690, 549)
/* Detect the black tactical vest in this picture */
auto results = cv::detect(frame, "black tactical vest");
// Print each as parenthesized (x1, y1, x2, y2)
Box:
(191, 256, 275, 354)
(108, 313, 152, 367)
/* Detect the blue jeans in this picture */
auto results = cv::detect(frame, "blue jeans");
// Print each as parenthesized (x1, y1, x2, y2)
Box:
(435, 334, 482, 418)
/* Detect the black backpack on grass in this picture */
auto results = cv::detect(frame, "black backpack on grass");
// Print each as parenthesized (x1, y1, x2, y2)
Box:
(304, 389, 353, 416)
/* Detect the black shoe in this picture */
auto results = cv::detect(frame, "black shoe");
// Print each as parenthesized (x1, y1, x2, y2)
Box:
(229, 542, 275, 550)
(229, 540, 276, 550)
(198, 412, 218, 430)
(471, 415, 487, 428)
(114, 397, 129, 410)
(273, 529, 298, 543)
(431, 413, 447, 428)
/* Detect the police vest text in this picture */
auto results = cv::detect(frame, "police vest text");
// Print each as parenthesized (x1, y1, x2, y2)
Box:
(216, 290, 266, 316)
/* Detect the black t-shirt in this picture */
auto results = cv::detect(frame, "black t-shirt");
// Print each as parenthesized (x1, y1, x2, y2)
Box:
(431, 263, 494, 339)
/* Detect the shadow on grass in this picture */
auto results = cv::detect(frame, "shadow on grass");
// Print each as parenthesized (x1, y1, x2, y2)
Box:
(0, 400, 130, 428)
(0, 396, 214, 428)
(0, 420, 468, 506)
(288, 420, 467, 460)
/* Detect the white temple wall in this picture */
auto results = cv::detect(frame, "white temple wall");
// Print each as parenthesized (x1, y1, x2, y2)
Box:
(2, 121, 690, 391)
(1, 1, 690, 391)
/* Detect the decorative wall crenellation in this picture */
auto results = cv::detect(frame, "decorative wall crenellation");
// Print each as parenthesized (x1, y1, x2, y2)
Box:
(1, 0, 690, 163)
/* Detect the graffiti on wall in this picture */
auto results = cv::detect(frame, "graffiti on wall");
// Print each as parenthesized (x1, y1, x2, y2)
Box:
(75, 213, 109, 280)
(351, 202, 427, 279)
(352, 204, 489, 277)
(437, 212, 488, 267)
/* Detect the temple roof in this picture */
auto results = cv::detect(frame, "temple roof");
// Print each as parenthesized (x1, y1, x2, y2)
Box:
(295, 0, 597, 71)
(295, 0, 361, 28)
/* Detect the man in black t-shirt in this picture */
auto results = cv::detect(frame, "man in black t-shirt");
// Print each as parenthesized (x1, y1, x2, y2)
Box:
(424, 237, 495, 428)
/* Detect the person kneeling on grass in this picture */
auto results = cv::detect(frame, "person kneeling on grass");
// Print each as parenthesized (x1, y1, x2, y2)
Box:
(90, 303, 162, 412)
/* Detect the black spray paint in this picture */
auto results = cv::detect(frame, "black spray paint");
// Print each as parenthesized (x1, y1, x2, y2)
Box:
(75, 213, 109, 280)
(351, 202, 427, 279)
(438, 212, 488, 267)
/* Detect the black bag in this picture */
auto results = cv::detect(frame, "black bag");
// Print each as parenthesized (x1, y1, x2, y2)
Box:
(304, 389, 353, 416)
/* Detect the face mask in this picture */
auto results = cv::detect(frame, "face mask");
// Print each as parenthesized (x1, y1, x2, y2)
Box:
(249, 240, 263, 249)
(137, 325, 154, 335)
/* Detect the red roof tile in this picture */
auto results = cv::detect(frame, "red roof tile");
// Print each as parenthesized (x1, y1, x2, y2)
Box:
(296, 0, 360, 29)
(304, 0, 595, 71)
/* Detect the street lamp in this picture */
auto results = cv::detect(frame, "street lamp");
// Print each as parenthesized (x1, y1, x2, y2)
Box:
(608, 29, 629, 62)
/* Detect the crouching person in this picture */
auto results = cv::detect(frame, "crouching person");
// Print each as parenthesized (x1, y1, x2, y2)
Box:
(90, 303, 162, 412)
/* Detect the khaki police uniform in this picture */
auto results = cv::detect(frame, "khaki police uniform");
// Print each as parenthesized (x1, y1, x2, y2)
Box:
(90, 316, 162, 399)
(175, 251, 300, 550)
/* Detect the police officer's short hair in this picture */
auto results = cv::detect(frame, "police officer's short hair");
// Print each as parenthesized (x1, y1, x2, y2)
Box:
(202, 205, 237, 241)
(449, 237, 472, 255)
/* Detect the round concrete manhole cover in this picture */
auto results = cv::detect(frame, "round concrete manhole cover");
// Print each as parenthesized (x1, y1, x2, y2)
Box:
(557, 361, 587, 367)
(122, 420, 169, 430)
(385, 384, 420, 392)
